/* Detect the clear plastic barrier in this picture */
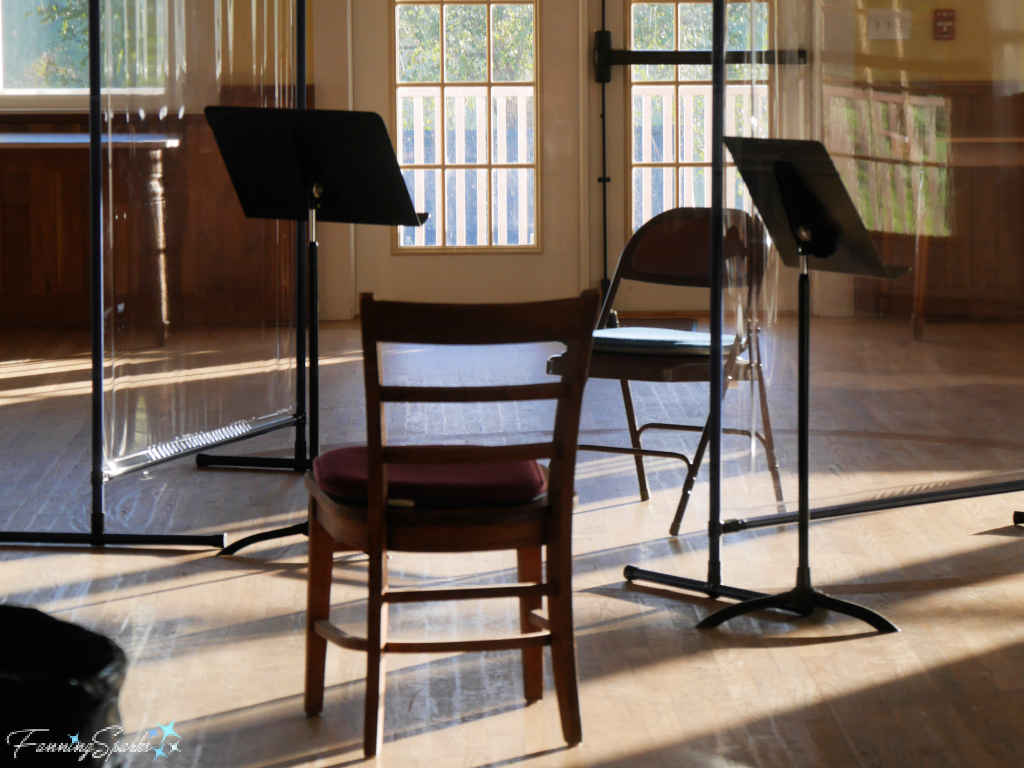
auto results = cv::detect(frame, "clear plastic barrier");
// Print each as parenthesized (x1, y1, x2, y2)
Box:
(722, 0, 1024, 514)
(100, 0, 298, 476)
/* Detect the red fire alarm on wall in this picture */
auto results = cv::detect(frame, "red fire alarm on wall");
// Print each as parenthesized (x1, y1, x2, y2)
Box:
(934, 9, 956, 41)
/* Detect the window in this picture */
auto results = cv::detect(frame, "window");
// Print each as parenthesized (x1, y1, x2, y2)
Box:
(628, 1, 768, 232)
(0, 0, 166, 92)
(824, 85, 951, 237)
(394, 0, 537, 250)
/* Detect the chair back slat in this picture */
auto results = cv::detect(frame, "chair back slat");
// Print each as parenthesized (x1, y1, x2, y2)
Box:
(379, 383, 567, 404)
(619, 208, 753, 287)
(359, 290, 599, 527)
(382, 443, 558, 465)
(598, 207, 762, 329)
(368, 297, 595, 345)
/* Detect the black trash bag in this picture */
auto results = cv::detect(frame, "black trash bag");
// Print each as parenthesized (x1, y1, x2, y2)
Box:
(0, 605, 127, 766)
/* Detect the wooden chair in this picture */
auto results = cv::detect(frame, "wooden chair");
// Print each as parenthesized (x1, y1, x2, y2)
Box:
(549, 207, 782, 535)
(304, 290, 600, 757)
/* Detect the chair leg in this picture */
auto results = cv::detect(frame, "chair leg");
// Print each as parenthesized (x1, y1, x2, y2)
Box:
(669, 420, 710, 536)
(753, 327, 785, 511)
(517, 547, 544, 703)
(546, 544, 582, 746)
(305, 498, 333, 716)
(364, 549, 389, 758)
(620, 380, 649, 502)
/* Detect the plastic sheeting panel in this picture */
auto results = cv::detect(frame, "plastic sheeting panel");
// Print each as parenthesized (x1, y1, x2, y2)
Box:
(719, 0, 1024, 515)
(100, 0, 299, 477)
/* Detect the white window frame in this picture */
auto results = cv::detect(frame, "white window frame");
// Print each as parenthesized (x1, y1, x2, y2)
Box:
(390, 0, 541, 254)
(626, 0, 769, 233)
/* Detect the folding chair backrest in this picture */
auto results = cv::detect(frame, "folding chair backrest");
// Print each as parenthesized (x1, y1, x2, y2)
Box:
(599, 207, 763, 328)
(358, 291, 600, 525)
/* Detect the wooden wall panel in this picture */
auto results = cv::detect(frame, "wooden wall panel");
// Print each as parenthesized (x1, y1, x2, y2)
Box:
(0, 91, 310, 329)
(0, 115, 91, 326)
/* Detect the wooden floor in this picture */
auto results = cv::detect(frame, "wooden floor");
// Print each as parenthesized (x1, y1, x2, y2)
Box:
(4, 318, 1024, 767)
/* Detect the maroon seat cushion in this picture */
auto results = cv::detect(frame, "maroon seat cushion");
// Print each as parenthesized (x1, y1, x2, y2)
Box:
(313, 446, 547, 506)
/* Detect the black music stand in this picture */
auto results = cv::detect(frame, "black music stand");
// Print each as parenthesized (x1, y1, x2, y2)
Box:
(697, 138, 904, 633)
(201, 107, 426, 556)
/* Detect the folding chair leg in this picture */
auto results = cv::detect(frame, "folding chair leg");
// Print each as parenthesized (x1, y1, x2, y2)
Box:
(547, 558, 582, 745)
(304, 499, 333, 716)
(517, 547, 544, 703)
(753, 327, 785, 511)
(669, 420, 710, 536)
(364, 551, 389, 757)
(620, 380, 649, 502)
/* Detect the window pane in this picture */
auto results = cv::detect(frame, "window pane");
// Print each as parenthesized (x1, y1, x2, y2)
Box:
(397, 87, 441, 164)
(445, 87, 488, 164)
(491, 4, 534, 82)
(446, 168, 489, 245)
(491, 87, 534, 164)
(692, 92, 707, 160)
(678, 86, 710, 162)
(632, 86, 675, 163)
(444, 4, 487, 82)
(631, 3, 674, 82)
(678, 3, 712, 81)
(632, 166, 675, 230)
(1, 0, 167, 89)
(397, 5, 441, 83)
(401, 169, 442, 246)
(492, 168, 535, 245)
(727, 3, 768, 81)
(678, 166, 708, 207)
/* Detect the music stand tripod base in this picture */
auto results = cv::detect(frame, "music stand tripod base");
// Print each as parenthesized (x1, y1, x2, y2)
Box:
(696, 566, 896, 632)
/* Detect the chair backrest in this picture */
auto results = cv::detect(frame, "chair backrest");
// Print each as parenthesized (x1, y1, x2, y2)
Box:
(358, 291, 601, 532)
(598, 207, 765, 328)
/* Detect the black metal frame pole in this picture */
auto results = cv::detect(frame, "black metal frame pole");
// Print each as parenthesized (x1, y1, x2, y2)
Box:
(727, 477, 1024, 533)
(706, 0, 726, 590)
(305, 4, 319, 464)
(626, 0, 791, 606)
(89, 0, 103, 546)
(295, 0, 310, 466)
(598, 0, 610, 298)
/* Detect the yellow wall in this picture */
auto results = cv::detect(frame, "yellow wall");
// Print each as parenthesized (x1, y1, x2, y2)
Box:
(826, 0, 1024, 84)
(217, 0, 314, 87)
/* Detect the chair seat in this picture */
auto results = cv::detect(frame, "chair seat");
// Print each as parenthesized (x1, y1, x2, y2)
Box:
(592, 327, 734, 356)
(312, 446, 547, 506)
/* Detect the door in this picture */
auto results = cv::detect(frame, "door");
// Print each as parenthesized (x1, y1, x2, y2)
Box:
(313, 0, 590, 317)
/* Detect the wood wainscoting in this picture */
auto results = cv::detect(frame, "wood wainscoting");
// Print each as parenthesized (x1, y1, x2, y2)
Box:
(0, 86, 312, 330)
(854, 82, 1024, 324)
(0, 115, 90, 327)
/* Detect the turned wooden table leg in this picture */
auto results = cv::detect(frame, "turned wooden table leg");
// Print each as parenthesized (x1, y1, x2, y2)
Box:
(912, 235, 931, 340)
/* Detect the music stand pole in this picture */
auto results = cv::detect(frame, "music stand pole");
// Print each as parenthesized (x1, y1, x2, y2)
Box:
(217, 198, 321, 557)
(309, 204, 319, 461)
(698, 237, 897, 633)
